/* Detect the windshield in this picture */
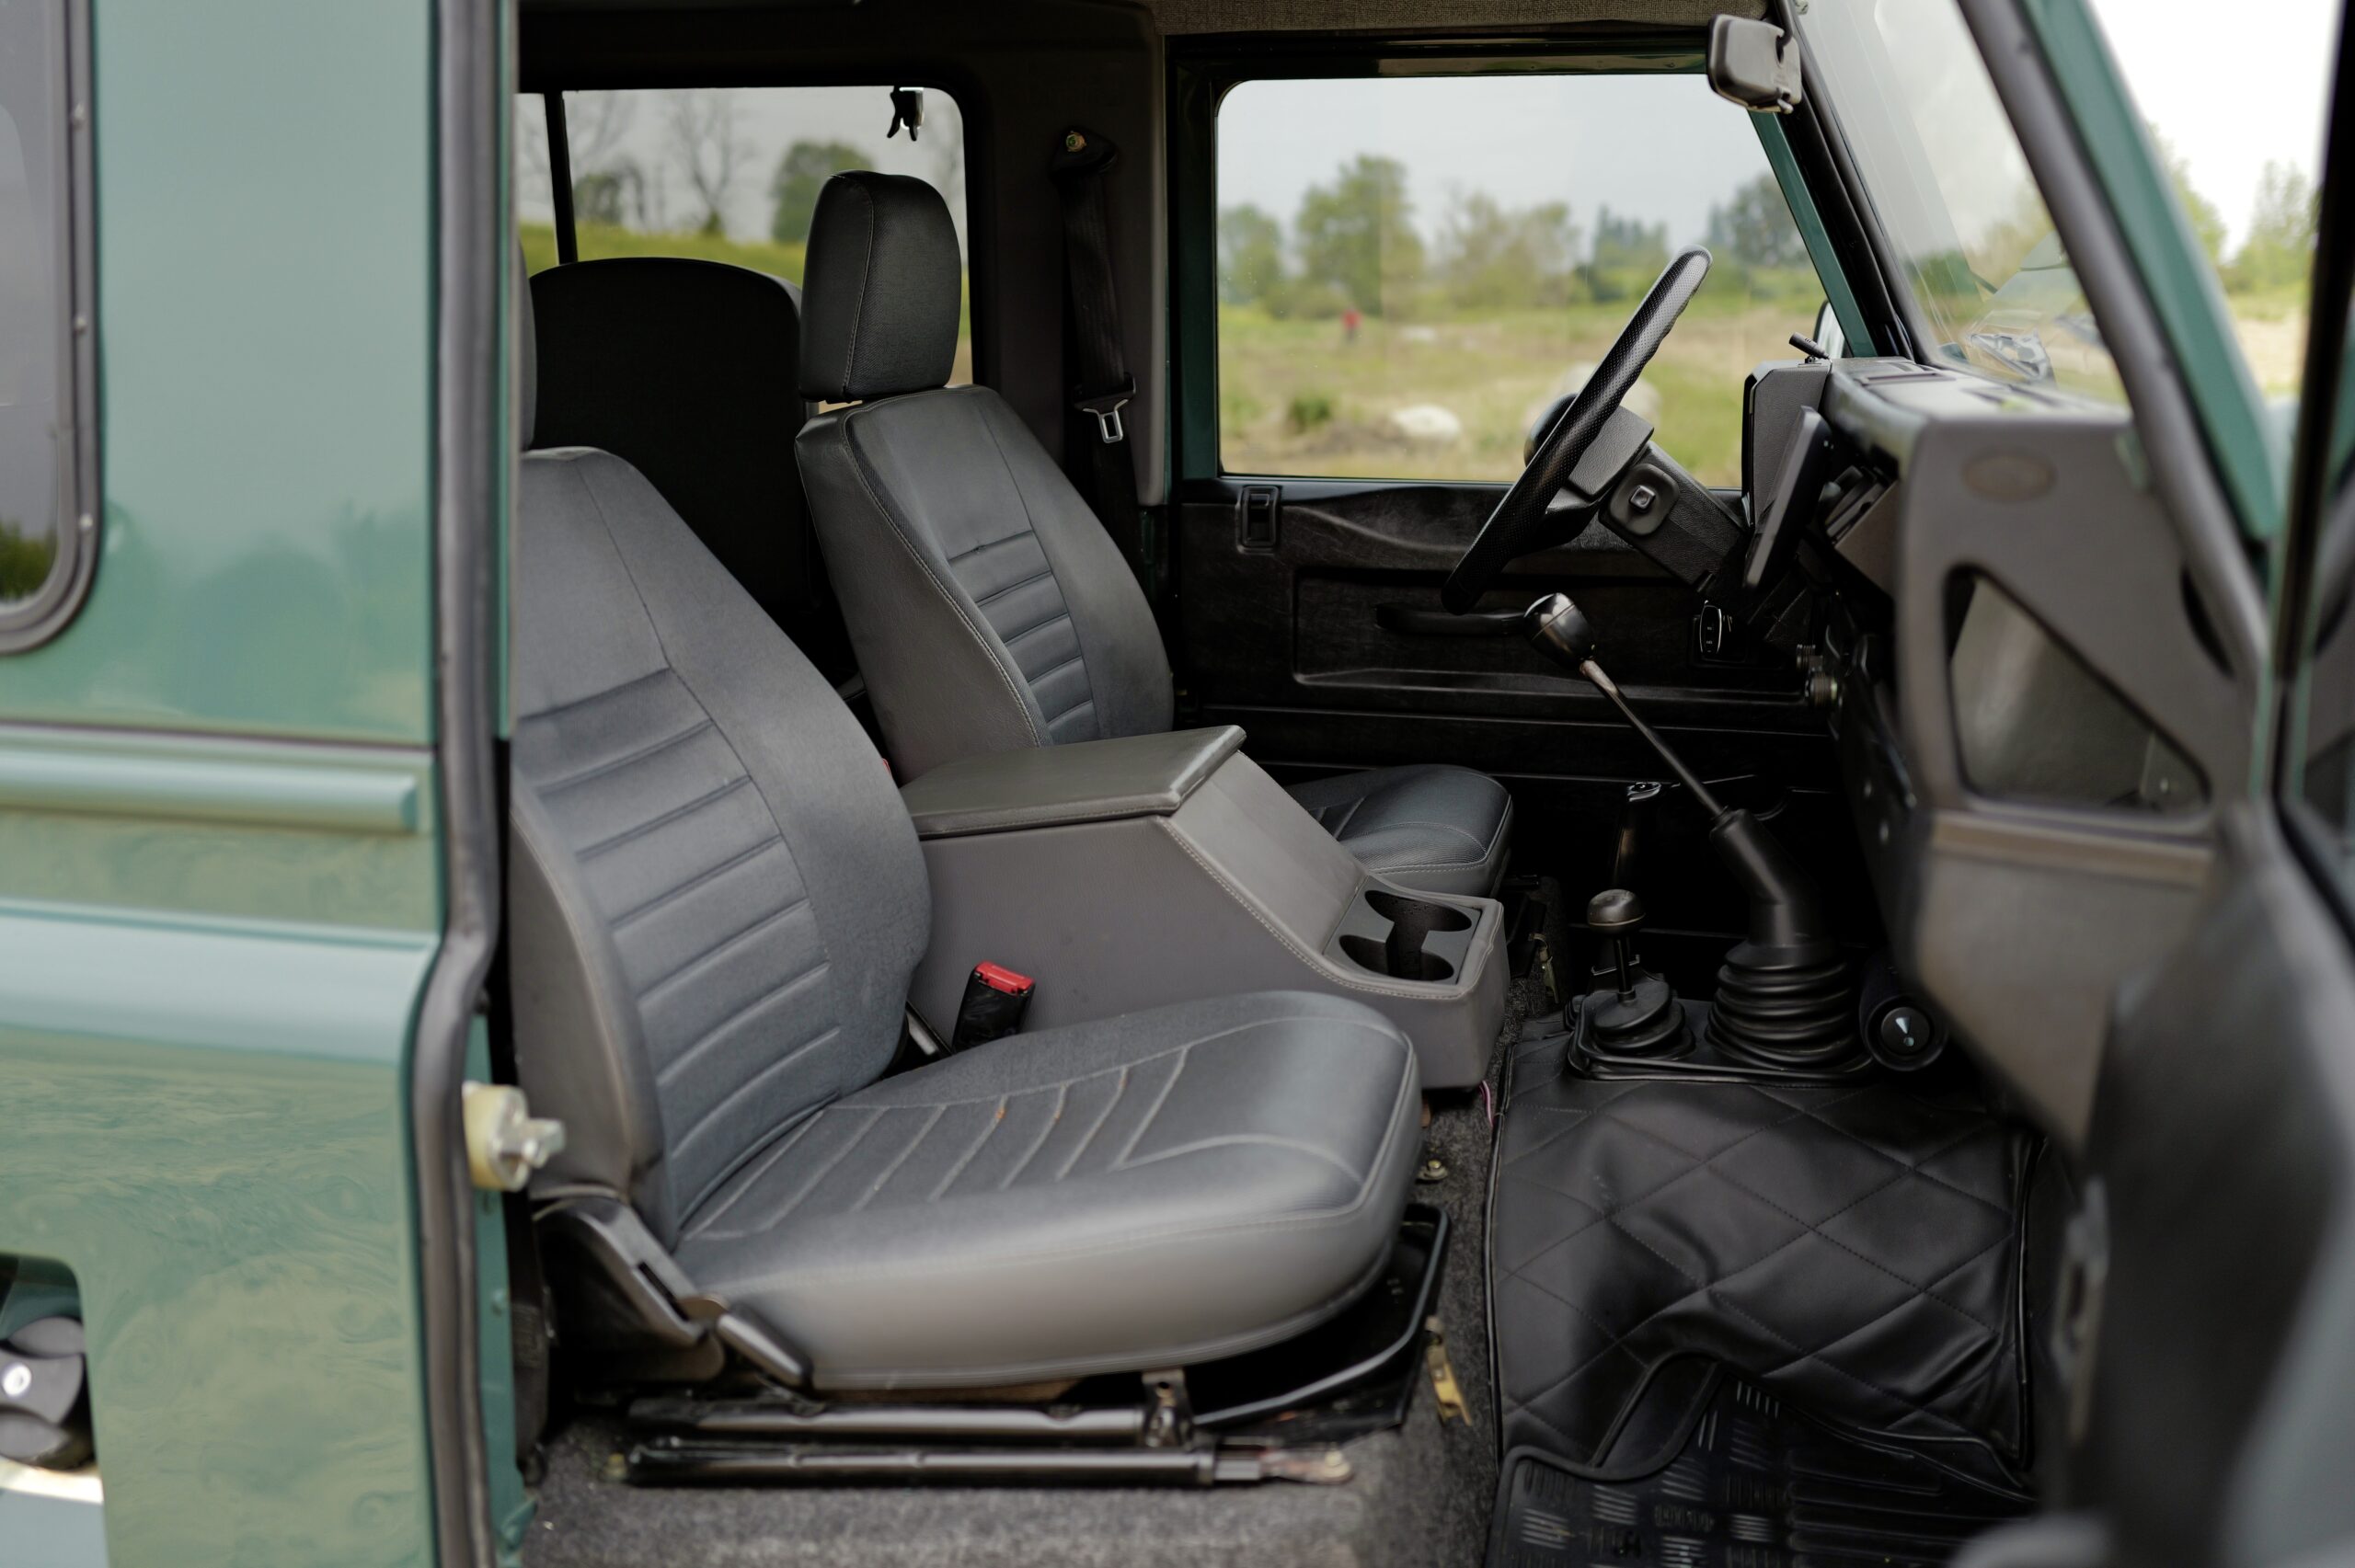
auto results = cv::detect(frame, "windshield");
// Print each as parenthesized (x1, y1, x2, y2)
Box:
(1797, 0, 2123, 401)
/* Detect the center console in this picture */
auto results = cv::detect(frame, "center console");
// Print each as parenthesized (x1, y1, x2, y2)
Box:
(899, 727, 1507, 1087)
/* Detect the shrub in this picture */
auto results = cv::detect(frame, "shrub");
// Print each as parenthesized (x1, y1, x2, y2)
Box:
(1287, 391, 1336, 433)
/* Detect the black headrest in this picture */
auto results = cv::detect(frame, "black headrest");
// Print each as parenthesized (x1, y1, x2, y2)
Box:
(798, 172, 960, 402)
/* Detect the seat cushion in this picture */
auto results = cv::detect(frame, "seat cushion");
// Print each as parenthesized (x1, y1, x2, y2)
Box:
(672, 990, 1421, 1391)
(1287, 764, 1514, 898)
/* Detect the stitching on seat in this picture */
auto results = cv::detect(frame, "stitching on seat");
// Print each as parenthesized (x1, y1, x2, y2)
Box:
(757, 1024, 1419, 1287)
(1111, 1046, 1190, 1167)
(971, 564, 1056, 607)
(688, 1108, 828, 1230)
(851, 1104, 948, 1212)
(610, 835, 788, 933)
(998, 605, 1074, 647)
(1372, 795, 1513, 875)
(1052, 1067, 1132, 1180)
(998, 1083, 1069, 1189)
(1040, 695, 1096, 730)
(714, 1101, 882, 1231)
(517, 665, 676, 726)
(838, 178, 875, 398)
(575, 774, 752, 861)
(972, 393, 1101, 734)
(947, 530, 1037, 567)
(927, 1097, 1010, 1200)
(536, 715, 715, 795)
(669, 1021, 845, 1184)
(1117, 1133, 1366, 1187)
(653, 959, 833, 1088)
(638, 894, 813, 1006)
(837, 412, 1045, 747)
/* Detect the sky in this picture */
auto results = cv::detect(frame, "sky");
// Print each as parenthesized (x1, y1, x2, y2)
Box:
(2091, 0, 2338, 249)
(515, 0, 2342, 261)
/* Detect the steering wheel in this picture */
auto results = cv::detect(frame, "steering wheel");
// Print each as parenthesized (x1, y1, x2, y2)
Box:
(1441, 246, 1714, 612)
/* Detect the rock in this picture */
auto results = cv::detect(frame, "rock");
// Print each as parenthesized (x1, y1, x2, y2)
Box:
(1386, 403, 1464, 445)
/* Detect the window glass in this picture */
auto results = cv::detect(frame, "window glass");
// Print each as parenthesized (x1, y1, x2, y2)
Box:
(1214, 74, 1824, 486)
(0, 0, 68, 614)
(1798, 0, 2125, 403)
(518, 86, 971, 383)
(2084, 0, 2336, 413)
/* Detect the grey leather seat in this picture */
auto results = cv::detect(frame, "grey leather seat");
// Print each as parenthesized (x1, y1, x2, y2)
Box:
(509, 275, 1422, 1389)
(792, 172, 1514, 898)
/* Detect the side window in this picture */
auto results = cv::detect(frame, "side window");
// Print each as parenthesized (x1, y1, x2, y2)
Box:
(1213, 73, 1824, 486)
(517, 86, 972, 383)
(0, 0, 94, 651)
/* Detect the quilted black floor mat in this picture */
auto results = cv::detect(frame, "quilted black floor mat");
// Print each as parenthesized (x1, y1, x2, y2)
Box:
(1493, 1025, 2036, 1493)
(1488, 1376, 2030, 1567)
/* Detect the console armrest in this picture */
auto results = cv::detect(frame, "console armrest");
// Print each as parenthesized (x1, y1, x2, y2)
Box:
(900, 726, 1247, 839)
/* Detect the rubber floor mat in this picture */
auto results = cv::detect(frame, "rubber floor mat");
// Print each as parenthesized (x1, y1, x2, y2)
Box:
(1493, 1027, 2037, 1491)
(1488, 1376, 2030, 1567)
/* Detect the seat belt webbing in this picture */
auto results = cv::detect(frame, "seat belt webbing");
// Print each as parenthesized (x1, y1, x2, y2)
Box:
(1050, 126, 1151, 590)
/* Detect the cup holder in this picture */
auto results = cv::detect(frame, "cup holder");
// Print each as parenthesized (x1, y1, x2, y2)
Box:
(1365, 890, 1472, 936)
(1339, 891, 1474, 983)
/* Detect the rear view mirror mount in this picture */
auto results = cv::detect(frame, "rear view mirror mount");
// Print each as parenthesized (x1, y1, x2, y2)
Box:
(1708, 17, 1803, 114)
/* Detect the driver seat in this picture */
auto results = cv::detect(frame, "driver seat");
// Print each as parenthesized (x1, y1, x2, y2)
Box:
(793, 173, 1513, 898)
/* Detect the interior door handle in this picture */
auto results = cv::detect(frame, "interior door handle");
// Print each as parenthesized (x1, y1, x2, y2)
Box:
(1376, 603, 1524, 638)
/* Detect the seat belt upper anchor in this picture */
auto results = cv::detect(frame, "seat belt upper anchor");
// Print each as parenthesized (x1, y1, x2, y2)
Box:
(1078, 381, 1134, 444)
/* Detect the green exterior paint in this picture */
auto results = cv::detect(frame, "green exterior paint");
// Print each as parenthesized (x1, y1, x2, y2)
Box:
(0, 1, 453, 1564)
(2017, 0, 2286, 541)
(0, 0, 439, 744)
(0, 727, 426, 833)
(0, 901, 440, 1567)
(1752, 116, 1874, 357)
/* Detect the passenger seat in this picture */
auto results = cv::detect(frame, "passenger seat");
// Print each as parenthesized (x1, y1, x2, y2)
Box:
(509, 269, 1422, 1390)
(792, 173, 1515, 898)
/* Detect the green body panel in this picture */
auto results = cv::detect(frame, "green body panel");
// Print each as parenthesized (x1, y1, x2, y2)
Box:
(1752, 117, 1874, 357)
(0, 1, 452, 1565)
(0, 0, 438, 744)
(2017, 0, 2286, 541)
(0, 903, 440, 1567)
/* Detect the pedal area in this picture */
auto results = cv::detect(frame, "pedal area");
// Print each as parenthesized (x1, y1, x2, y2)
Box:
(1486, 1021, 2039, 1565)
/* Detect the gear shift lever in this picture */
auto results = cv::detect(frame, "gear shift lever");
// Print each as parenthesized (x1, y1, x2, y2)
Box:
(1524, 593, 1860, 1070)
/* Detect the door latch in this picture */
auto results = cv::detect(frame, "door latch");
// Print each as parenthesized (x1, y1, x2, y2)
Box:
(463, 1082, 568, 1192)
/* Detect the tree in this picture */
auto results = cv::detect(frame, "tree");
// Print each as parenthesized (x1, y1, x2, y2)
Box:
(572, 163, 647, 228)
(1295, 155, 1424, 316)
(1706, 174, 1809, 272)
(2151, 131, 2227, 266)
(663, 88, 747, 236)
(1586, 206, 1670, 301)
(1434, 192, 1580, 309)
(2231, 160, 2318, 292)
(770, 140, 870, 245)
(1218, 204, 1285, 305)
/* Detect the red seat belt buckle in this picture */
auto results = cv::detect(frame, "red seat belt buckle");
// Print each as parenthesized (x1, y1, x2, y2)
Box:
(953, 963, 1035, 1050)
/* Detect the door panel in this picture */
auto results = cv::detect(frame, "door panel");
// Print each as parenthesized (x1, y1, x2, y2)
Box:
(1171, 475, 1866, 951)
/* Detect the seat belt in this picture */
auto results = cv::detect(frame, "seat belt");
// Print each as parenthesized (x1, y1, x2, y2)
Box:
(1050, 126, 1152, 592)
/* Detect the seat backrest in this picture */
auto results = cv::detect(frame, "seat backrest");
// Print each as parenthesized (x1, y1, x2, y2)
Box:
(530, 257, 857, 684)
(509, 272, 929, 1245)
(792, 172, 1172, 782)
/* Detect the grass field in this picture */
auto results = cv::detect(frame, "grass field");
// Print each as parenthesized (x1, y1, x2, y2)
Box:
(1216, 294, 1810, 487)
